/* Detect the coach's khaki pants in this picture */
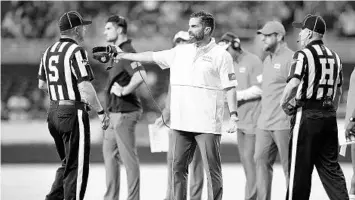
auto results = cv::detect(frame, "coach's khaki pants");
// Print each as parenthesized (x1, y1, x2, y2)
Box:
(165, 130, 204, 200)
(171, 129, 222, 200)
(254, 129, 290, 200)
(102, 111, 141, 200)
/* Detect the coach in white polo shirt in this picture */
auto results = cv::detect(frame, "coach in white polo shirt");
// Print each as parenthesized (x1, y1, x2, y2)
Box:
(112, 11, 238, 200)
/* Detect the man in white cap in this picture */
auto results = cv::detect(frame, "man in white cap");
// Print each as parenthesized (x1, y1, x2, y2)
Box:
(254, 20, 294, 200)
(155, 30, 205, 200)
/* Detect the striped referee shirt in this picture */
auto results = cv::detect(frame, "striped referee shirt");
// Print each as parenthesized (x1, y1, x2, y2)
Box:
(287, 40, 342, 101)
(38, 38, 94, 101)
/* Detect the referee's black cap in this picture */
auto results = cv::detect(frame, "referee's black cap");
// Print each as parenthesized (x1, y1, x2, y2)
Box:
(59, 11, 92, 32)
(292, 14, 326, 35)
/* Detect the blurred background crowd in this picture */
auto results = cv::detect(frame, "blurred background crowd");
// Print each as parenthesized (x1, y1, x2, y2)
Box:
(2, 1, 355, 39)
(1, 1, 355, 122)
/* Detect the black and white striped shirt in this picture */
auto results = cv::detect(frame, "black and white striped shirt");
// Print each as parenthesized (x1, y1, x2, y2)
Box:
(38, 38, 94, 101)
(287, 40, 342, 101)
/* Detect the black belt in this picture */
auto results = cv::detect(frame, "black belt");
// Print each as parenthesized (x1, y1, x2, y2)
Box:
(50, 100, 89, 111)
(296, 99, 334, 110)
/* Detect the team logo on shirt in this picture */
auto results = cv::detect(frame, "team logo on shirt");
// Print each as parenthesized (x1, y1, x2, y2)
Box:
(228, 73, 236, 80)
(274, 63, 281, 69)
(202, 55, 213, 62)
(257, 74, 263, 83)
(239, 67, 246, 73)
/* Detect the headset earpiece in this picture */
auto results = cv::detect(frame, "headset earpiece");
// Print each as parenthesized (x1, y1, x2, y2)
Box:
(231, 38, 241, 50)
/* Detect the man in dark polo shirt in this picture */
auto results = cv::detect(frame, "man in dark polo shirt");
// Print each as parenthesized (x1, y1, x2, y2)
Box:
(102, 15, 146, 200)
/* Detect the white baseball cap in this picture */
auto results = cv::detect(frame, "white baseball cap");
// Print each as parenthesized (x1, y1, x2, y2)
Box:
(173, 31, 190, 43)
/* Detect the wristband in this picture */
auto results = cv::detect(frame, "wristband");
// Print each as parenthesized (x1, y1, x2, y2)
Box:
(98, 110, 105, 115)
(230, 111, 238, 117)
(119, 86, 125, 97)
(350, 117, 355, 122)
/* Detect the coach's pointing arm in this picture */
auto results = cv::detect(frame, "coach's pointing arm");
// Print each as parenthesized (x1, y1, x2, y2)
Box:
(112, 45, 176, 67)
(115, 51, 155, 63)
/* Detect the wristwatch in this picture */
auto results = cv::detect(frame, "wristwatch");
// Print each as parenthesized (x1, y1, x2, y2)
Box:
(350, 117, 355, 122)
(230, 111, 238, 118)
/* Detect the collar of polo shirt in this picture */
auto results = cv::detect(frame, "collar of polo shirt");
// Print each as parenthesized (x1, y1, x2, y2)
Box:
(194, 38, 217, 51)
(193, 38, 217, 62)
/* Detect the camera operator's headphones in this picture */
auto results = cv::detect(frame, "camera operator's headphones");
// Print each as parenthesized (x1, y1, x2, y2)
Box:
(219, 32, 241, 51)
(230, 37, 241, 51)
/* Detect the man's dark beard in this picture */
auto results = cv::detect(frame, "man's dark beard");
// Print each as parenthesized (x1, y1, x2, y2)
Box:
(195, 31, 204, 41)
(190, 31, 204, 42)
(265, 42, 277, 52)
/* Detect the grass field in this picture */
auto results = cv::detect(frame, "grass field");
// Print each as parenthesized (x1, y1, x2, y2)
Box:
(1, 119, 353, 199)
(1, 163, 354, 200)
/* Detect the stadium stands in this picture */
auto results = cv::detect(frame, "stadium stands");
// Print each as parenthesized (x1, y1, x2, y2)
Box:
(1, 1, 355, 121)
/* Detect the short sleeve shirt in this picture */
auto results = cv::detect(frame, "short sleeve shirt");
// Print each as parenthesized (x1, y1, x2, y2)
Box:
(152, 38, 237, 134)
(257, 43, 294, 130)
(37, 38, 95, 101)
(105, 39, 143, 113)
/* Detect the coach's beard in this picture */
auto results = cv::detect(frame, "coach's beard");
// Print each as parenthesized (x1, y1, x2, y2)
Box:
(189, 33, 204, 43)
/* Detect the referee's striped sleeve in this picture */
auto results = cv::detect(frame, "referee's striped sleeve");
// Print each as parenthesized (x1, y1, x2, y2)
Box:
(287, 51, 306, 83)
(38, 51, 48, 81)
(335, 53, 343, 87)
(71, 47, 94, 83)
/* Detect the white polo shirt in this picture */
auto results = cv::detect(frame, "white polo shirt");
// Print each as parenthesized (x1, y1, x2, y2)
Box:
(152, 38, 237, 134)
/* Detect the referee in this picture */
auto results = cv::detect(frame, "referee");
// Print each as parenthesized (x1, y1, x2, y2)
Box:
(280, 14, 348, 200)
(38, 11, 109, 200)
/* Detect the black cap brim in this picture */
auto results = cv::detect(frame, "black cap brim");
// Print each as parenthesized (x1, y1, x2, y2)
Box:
(82, 20, 92, 25)
(292, 22, 303, 28)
